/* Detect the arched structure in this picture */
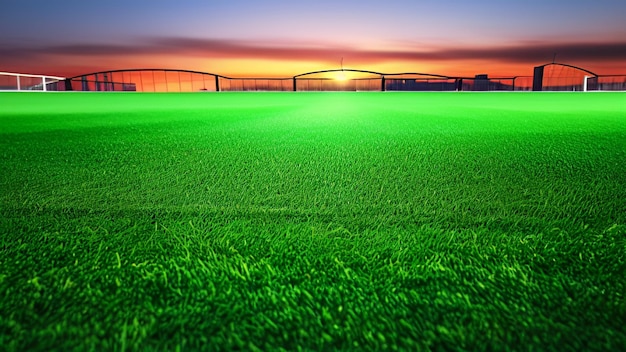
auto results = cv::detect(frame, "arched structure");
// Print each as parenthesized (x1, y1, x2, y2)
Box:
(532, 63, 598, 91)
(293, 69, 462, 91)
(293, 68, 386, 78)
(65, 69, 227, 92)
(52, 63, 623, 92)
(293, 68, 384, 91)
(65, 68, 472, 92)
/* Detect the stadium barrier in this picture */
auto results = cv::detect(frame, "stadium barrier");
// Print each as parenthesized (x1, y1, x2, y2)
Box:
(218, 77, 293, 92)
(3, 66, 624, 92)
(64, 69, 222, 92)
(35, 69, 535, 92)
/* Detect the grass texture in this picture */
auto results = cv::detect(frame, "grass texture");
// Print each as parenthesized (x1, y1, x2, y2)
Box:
(1, 92, 625, 350)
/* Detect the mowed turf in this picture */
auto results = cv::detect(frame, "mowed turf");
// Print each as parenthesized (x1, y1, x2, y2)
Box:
(1, 92, 625, 350)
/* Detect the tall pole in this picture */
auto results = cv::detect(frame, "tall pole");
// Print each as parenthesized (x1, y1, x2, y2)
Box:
(533, 66, 544, 91)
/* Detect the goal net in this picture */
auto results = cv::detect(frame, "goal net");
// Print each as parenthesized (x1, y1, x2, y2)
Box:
(0, 71, 66, 91)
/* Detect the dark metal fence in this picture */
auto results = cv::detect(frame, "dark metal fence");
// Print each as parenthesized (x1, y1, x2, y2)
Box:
(218, 78, 292, 91)
(63, 69, 220, 92)
(294, 78, 381, 91)
(35, 67, 626, 93)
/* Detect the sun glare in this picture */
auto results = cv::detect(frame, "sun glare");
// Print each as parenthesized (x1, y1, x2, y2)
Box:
(335, 71, 347, 81)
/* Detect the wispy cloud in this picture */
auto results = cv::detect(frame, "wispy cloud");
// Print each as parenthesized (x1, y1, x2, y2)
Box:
(2, 37, 624, 73)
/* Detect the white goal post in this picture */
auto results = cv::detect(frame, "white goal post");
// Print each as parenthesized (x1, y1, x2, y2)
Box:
(0, 71, 66, 91)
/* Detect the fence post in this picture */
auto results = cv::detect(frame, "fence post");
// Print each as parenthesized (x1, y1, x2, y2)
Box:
(532, 66, 544, 91)
(456, 78, 463, 91)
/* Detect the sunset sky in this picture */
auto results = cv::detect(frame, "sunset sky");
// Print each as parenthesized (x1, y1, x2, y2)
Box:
(1, 0, 625, 78)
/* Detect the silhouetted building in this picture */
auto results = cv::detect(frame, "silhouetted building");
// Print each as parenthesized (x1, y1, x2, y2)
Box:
(473, 74, 489, 91)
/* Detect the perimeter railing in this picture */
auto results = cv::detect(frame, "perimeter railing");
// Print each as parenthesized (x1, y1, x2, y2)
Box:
(3, 68, 625, 92)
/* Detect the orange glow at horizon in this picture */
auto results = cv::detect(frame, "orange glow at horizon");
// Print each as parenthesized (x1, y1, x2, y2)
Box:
(5, 46, 625, 80)
(14, 56, 547, 79)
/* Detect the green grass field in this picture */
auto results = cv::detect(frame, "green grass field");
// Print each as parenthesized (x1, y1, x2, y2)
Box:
(1, 92, 625, 350)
